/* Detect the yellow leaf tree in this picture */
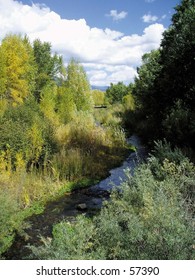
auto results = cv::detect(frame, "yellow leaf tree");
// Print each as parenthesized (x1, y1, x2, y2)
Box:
(0, 34, 37, 105)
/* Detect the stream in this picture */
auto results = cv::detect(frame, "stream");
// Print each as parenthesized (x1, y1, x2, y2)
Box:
(4, 135, 147, 260)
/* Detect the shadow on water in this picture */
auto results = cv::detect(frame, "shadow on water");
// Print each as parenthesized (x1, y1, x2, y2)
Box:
(4, 135, 147, 260)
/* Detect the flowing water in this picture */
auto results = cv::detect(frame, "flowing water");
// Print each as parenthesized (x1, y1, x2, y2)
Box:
(5, 135, 147, 259)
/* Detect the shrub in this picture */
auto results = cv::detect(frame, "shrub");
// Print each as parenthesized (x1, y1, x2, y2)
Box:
(0, 190, 21, 255)
(29, 216, 100, 260)
(29, 144, 195, 260)
(162, 100, 194, 146)
(51, 148, 92, 181)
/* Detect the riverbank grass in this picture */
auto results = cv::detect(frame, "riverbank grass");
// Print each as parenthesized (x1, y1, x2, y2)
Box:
(0, 120, 130, 257)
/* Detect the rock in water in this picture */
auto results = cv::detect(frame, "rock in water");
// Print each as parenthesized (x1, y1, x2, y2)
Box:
(77, 203, 87, 211)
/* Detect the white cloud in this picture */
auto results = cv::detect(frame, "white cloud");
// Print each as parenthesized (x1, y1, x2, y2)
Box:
(161, 14, 167, 20)
(142, 13, 158, 23)
(0, 0, 165, 86)
(86, 64, 137, 86)
(104, 28, 124, 40)
(106, 10, 128, 21)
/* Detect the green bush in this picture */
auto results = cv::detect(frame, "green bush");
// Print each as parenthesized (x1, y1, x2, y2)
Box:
(162, 100, 194, 147)
(29, 216, 100, 260)
(29, 144, 195, 260)
(96, 167, 194, 259)
(0, 190, 22, 255)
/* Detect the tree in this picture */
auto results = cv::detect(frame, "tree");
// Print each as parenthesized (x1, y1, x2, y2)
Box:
(157, 0, 195, 147)
(33, 39, 65, 101)
(66, 59, 93, 112)
(0, 34, 37, 105)
(0, 98, 45, 169)
(0, 46, 7, 117)
(106, 82, 129, 104)
(133, 50, 161, 107)
(92, 89, 106, 106)
(132, 50, 162, 139)
(122, 94, 135, 111)
(56, 86, 77, 124)
(132, 0, 195, 148)
(22, 35, 37, 94)
(0, 46, 7, 97)
(40, 83, 59, 125)
(159, 0, 195, 109)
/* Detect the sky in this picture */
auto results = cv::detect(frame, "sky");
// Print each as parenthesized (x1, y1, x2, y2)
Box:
(0, 0, 180, 86)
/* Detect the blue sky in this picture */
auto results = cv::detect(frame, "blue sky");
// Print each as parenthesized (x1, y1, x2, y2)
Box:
(0, 0, 180, 86)
(21, 0, 179, 34)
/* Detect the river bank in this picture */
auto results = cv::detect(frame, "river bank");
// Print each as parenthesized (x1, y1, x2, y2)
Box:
(4, 135, 146, 260)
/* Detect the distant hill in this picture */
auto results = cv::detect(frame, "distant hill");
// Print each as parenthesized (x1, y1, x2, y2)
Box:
(91, 85, 108, 91)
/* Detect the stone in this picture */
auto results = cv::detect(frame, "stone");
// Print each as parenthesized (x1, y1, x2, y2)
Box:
(77, 203, 87, 211)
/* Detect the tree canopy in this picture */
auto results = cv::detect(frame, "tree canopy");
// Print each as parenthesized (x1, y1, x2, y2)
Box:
(132, 0, 195, 149)
(0, 34, 37, 105)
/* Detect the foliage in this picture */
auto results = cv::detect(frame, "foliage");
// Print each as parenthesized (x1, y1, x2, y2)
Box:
(66, 59, 93, 112)
(29, 143, 195, 260)
(40, 83, 59, 126)
(0, 99, 49, 169)
(92, 90, 106, 106)
(132, 50, 162, 139)
(94, 103, 124, 128)
(33, 39, 65, 100)
(0, 34, 37, 105)
(162, 100, 194, 146)
(0, 46, 7, 97)
(1, 5, 195, 258)
(160, 0, 195, 110)
(56, 87, 77, 124)
(122, 93, 135, 111)
(29, 216, 99, 260)
(0, 167, 67, 256)
(106, 82, 130, 104)
(52, 112, 127, 180)
(0, 34, 130, 257)
(0, 190, 21, 255)
(132, 0, 195, 149)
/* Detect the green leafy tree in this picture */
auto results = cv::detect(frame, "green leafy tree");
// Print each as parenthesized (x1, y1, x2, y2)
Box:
(66, 59, 93, 112)
(106, 82, 129, 104)
(122, 94, 135, 111)
(132, 0, 195, 148)
(132, 50, 162, 139)
(133, 50, 161, 108)
(40, 83, 59, 125)
(159, 0, 195, 109)
(56, 86, 77, 124)
(0, 97, 48, 170)
(22, 35, 37, 94)
(33, 39, 65, 100)
(92, 90, 106, 106)
(158, 0, 195, 147)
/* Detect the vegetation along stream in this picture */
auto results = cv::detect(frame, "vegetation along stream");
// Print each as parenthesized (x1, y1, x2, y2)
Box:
(4, 135, 147, 260)
(1, 1, 195, 261)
